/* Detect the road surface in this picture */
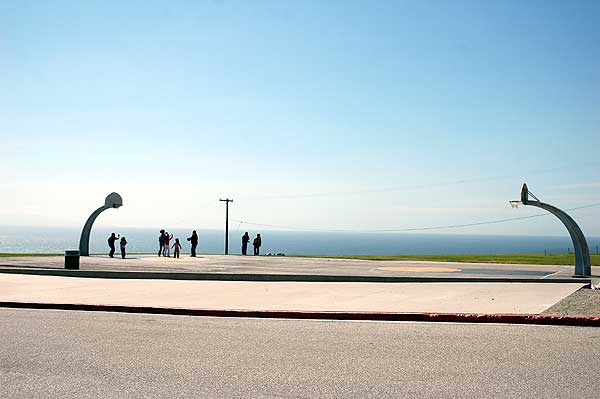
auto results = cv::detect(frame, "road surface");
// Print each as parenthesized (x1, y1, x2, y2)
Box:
(1, 308, 598, 398)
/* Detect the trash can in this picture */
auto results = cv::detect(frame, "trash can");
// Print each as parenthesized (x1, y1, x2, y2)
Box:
(65, 250, 80, 270)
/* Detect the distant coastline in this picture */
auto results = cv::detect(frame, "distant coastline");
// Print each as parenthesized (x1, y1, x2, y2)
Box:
(1, 226, 599, 257)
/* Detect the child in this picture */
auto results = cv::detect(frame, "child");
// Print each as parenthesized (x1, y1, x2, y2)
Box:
(172, 238, 182, 259)
(120, 237, 128, 259)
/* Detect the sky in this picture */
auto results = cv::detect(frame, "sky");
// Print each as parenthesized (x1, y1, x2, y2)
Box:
(1, 0, 599, 236)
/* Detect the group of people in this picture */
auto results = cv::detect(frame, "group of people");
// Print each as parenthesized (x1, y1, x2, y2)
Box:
(158, 229, 198, 258)
(107, 233, 128, 259)
(107, 229, 262, 258)
(241, 232, 262, 255)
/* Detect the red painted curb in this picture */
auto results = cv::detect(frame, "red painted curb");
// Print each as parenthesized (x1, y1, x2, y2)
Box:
(1, 301, 599, 327)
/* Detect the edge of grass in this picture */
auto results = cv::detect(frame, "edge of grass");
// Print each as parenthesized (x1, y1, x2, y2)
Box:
(2, 252, 599, 266)
(291, 253, 600, 266)
(0, 253, 61, 257)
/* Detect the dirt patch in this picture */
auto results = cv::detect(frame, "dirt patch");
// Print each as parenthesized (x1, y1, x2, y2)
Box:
(542, 287, 600, 316)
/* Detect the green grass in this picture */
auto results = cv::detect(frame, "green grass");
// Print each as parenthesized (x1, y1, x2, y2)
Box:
(293, 253, 600, 266)
(0, 253, 143, 257)
(0, 253, 61, 257)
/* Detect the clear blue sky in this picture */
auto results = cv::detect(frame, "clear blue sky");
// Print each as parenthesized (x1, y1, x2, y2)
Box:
(1, 0, 599, 235)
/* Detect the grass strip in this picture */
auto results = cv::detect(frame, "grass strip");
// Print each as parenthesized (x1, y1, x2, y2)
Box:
(292, 253, 600, 266)
(0, 253, 61, 257)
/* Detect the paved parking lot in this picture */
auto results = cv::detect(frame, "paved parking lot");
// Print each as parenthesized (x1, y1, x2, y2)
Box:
(0, 254, 586, 279)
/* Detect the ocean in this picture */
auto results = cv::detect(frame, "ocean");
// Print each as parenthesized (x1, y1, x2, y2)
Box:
(0, 226, 599, 256)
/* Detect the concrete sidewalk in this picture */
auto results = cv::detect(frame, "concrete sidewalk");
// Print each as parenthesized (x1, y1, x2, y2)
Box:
(0, 274, 585, 314)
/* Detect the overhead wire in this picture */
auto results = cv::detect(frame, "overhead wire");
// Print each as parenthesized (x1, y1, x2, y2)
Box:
(223, 163, 599, 233)
(229, 201, 600, 234)
(231, 161, 600, 201)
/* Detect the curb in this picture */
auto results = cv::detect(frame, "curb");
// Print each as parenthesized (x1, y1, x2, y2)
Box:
(1, 301, 599, 327)
(0, 268, 590, 285)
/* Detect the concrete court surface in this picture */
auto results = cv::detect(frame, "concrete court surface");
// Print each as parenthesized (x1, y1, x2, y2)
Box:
(0, 273, 586, 314)
(1, 254, 595, 279)
(1, 309, 599, 399)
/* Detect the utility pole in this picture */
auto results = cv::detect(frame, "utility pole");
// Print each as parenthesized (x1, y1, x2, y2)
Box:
(219, 198, 233, 255)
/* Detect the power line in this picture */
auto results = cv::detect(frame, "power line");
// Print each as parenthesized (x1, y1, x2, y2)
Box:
(232, 162, 600, 201)
(230, 202, 600, 234)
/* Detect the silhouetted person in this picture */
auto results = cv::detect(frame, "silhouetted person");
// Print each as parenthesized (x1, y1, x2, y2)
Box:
(241, 232, 250, 255)
(172, 238, 182, 258)
(187, 230, 198, 257)
(158, 230, 166, 256)
(164, 231, 174, 257)
(253, 234, 261, 256)
(107, 232, 119, 258)
(120, 237, 127, 259)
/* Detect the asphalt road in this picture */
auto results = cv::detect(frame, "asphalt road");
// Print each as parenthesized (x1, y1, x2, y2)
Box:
(1, 309, 599, 398)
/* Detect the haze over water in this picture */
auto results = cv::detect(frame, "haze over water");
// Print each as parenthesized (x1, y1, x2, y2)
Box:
(1, 226, 599, 256)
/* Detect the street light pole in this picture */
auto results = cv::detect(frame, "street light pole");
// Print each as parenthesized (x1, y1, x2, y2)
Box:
(219, 198, 233, 255)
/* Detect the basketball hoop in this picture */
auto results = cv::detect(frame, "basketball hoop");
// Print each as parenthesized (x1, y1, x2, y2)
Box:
(509, 200, 522, 209)
(509, 182, 591, 276)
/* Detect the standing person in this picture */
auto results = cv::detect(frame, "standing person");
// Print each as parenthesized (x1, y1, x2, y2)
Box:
(158, 230, 166, 256)
(187, 230, 198, 257)
(164, 231, 174, 257)
(241, 232, 250, 255)
(253, 233, 262, 256)
(172, 238, 182, 259)
(119, 236, 128, 259)
(107, 232, 119, 258)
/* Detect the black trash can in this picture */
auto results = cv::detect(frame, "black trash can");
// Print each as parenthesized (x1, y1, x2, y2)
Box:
(65, 250, 80, 270)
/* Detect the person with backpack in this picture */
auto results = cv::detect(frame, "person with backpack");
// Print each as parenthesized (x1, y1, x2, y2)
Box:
(253, 233, 262, 256)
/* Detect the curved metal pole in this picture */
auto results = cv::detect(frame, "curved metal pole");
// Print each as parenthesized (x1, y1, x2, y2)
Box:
(521, 184, 591, 276)
(78, 192, 123, 257)
(79, 206, 110, 256)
